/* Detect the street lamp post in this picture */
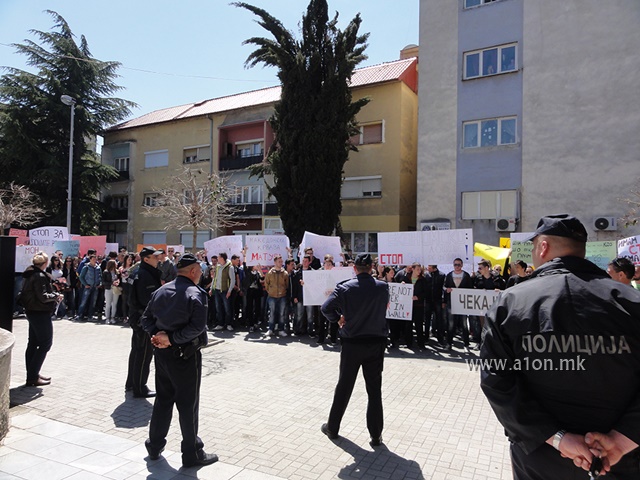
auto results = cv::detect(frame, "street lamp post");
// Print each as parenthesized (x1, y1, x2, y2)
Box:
(61, 95, 77, 232)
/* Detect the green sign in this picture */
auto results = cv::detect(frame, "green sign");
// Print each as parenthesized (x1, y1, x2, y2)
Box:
(586, 241, 616, 271)
(511, 241, 533, 264)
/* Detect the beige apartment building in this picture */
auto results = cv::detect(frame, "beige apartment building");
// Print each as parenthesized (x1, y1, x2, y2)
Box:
(101, 49, 419, 252)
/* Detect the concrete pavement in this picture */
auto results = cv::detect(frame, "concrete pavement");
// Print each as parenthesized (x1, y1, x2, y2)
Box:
(1, 317, 511, 479)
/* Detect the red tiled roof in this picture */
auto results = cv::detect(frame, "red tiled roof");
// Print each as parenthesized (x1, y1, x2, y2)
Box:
(108, 57, 417, 131)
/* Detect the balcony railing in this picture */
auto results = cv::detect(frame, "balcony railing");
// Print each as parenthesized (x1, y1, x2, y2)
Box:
(219, 154, 263, 171)
(231, 203, 262, 216)
(109, 170, 129, 182)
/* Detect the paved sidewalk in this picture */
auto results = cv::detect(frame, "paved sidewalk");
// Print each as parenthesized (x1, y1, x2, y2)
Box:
(2, 318, 511, 479)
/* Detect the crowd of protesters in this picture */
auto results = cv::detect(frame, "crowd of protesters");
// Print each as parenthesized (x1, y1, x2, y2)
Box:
(14, 245, 640, 353)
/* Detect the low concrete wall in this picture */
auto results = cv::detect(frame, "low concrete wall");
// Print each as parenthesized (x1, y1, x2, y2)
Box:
(0, 328, 15, 441)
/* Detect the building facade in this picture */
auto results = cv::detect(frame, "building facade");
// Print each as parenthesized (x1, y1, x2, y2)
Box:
(102, 54, 419, 251)
(417, 0, 640, 244)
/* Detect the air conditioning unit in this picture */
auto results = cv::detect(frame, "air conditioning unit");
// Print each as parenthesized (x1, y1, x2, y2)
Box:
(592, 216, 617, 231)
(420, 222, 451, 231)
(496, 218, 517, 232)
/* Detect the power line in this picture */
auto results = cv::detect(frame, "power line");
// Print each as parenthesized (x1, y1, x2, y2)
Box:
(0, 42, 277, 84)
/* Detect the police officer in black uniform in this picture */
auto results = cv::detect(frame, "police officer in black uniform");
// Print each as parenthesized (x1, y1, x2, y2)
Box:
(320, 253, 389, 447)
(480, 214, 640, 479)
(141, 253, 218, 468)
(125, 246, 162, 398)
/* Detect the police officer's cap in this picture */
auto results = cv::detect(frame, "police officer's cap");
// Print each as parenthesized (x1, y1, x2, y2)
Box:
(355, 253, 373, 266)
(140, 246, 162, 258)
(176, 253, 199, 269)
(525, 214, 588, 243)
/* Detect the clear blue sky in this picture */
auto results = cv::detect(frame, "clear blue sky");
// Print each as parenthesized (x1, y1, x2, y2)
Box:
(0, 0, 418, 122)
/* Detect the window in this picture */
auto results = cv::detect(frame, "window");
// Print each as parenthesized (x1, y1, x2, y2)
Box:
(183, 145, 210, 164)
(263, 218, 284, 234)
(179, 231, 209, 249)
(143, 193, 158, 207)
(236, 142, 263, 158)
(464, 0, 497, 9)
(462, 190, 517, 220)
(231, 185, 262, 204)
(341, 176, 382, 199)
(111, 195, 128, 210)
(352, 122, 384, 145)
(341, 232, 379, 254)
(464, 43, 517, 79)
(184, 189, 204, 205)
(144, 150, 169, 168)
(114, 157, 129, 172)
(142, 231, 166, 244)
(463, 117, 517, 148)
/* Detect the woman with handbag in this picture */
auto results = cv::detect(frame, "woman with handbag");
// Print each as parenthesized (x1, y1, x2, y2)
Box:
(103, 259, 122, 324)
(20, 252, 62, 387)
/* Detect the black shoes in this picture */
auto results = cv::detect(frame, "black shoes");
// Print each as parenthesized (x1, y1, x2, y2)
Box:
(182, 451, 219, 467)
(370, 436, 383, 447)
(133, 388, 156, 398)
(145, 439, 164, 460)
(321, 423, 338, 439)
(25, 378, 50, 387)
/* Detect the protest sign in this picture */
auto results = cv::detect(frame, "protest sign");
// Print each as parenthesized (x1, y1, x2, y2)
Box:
(204, 235, 243, 261)
(451, 288, 502, 316)
(15, 244, 55, 272)
(167, 245, 185, 255)
(53, 240, 80, 258)
(586, 241, 617, 270)
(511, 241, 533, 265)
(8, 228, 29, 245)
(245, 235, 290, 266)
(135, 244, 167, 255)
(29, 226, 68, 248)
(299, 232, 343, 263)
(511, 232, 535, 243)
(302, 267, 355, 306)
(474, 242, 510, 271)
(499, 237, 511, 249)
(377, 231, 422, 265)
(76, 236, 107, 257)
(386, 283, 414, 320)
(105, 243, 119, 256)
(617, 235, 640, 265)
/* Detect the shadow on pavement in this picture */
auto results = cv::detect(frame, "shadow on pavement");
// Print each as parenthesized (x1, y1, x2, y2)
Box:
(333, 436, 425, 480)
(10, 386, 43, 408)
(111, 396, 153, 428)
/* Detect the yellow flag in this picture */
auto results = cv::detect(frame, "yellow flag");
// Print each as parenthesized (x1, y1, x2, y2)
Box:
(474, 242, 511, 269)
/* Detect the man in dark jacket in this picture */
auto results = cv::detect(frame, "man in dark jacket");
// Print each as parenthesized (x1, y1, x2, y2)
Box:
(480, 214, 640, 479)
(320, 254, 390, 447)
(125, 246, 162, 398)
(425, 265, 446, 345)
(443, 258, 474, 350)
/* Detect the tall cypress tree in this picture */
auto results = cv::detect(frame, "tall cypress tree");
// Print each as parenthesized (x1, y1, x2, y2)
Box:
(0, 11, 136, 234)
(235, 1, 369, 246)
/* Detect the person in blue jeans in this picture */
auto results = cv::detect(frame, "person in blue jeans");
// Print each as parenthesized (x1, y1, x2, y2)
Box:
(264, 255, 289, 337)
(76, 255, 101, 320)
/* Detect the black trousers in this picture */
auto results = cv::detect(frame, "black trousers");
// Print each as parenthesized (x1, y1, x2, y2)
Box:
(425, 301, 444, 342)
(126, 328, 153, 395)
(328, 340, 385, 439)
(511, 442, 640, 480)
(25, 311, 53, 382)
(148, 348, 204, 463)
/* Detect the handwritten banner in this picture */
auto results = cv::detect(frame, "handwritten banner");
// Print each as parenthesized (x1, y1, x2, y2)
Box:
(29, 226, 69, 248)
(8, 228, 29, 246)
(73, 235, 107, 257)
(586, 241, 617, 271)
(377, 229, 473, 267)
(386, 283, 414, 321)
(105, 243, 119, 256)
(299, 232, 343, 264)
(15, 245, 55, 273)
(511, 240, 533, 265)
(53, 240, 80, 259)
(451, 288, 502, 316)
(245, 235, 290, 266)
(302, 267, 355, 306)
(617, 235, 640, 265)
(204, 235, 244, 261)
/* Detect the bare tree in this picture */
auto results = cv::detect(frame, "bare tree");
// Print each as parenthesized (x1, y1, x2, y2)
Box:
(0, 182, 46, 231)
(142, 167, 244, 251)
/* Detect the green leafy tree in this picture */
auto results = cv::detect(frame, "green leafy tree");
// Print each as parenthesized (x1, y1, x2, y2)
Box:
(235, 0, 369, 245)
(0, 10, 136, 234)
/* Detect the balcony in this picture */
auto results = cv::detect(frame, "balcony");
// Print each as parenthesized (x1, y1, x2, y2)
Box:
(109, 170, 129, 182)
(232, 204, 262, 217)
(264, 203, 279, 216)
(219, 154, 263, 171)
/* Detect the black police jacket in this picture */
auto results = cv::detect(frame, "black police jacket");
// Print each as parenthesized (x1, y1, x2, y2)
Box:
(128, 260, 162, 327)
(480, 256, 640, 455)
